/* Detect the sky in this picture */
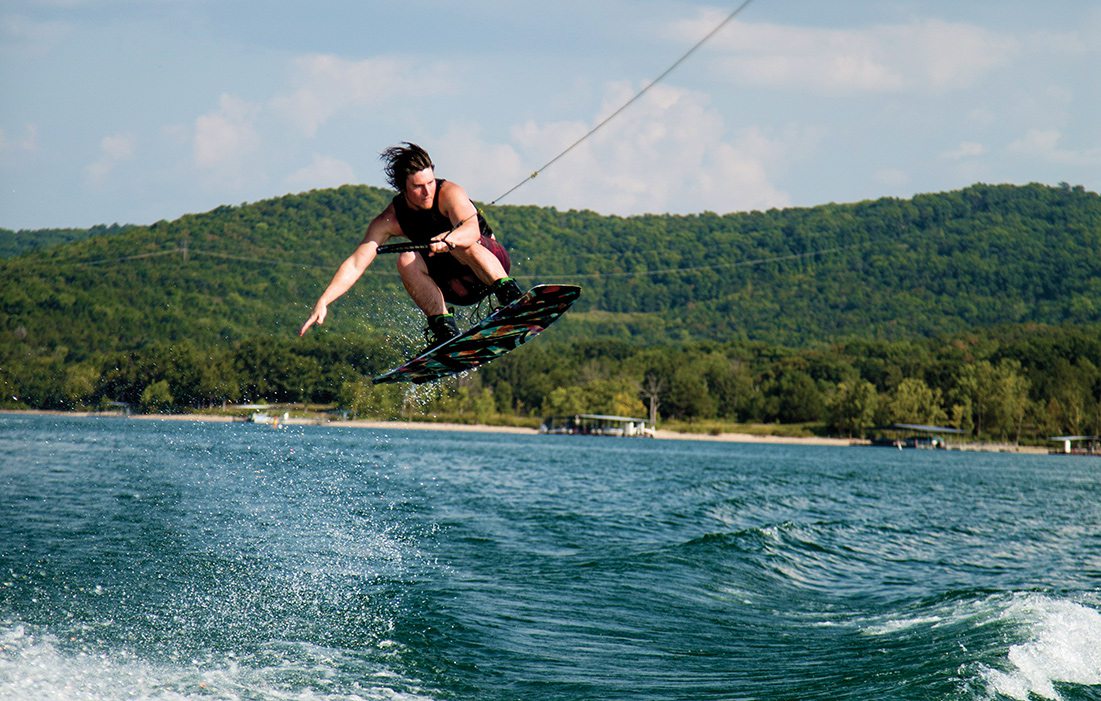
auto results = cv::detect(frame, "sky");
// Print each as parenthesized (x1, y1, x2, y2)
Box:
(1, 0, 1099, 230)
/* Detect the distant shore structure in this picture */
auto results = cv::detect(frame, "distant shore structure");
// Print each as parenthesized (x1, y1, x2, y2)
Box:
(870, 423, 966, 450)
(540, 414, 655, 438)
(1048, 435, 1100, 455)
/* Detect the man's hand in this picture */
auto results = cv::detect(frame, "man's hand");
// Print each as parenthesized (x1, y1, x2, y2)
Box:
(299, 303, 327, 336)
(427, 231, 456, 257)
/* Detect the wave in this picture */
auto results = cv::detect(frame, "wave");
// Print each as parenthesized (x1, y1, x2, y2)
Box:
(0, 621, 436, 701)
(654, 521, 1101, 701)
(858, 592, 1101, 701)
(670, 520, 887, 597)
(977, 595, 1101, 701)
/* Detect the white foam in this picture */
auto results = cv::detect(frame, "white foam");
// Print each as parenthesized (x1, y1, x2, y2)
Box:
(862, 615, 943, 636)
(0, 623, 436, 701)
(980, 595, 1101, 701)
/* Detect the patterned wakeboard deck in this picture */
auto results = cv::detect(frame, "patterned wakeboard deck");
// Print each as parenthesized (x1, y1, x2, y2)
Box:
(372, 284, 581, 385)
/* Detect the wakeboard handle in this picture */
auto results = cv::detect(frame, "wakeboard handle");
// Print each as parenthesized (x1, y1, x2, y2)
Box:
(377, 241, 431, 254)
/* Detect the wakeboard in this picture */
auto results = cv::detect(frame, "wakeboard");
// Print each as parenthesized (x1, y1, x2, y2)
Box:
(372, 284, 581, 385)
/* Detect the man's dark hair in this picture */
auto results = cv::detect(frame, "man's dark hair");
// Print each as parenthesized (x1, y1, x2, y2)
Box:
(380, 142, 434, 192)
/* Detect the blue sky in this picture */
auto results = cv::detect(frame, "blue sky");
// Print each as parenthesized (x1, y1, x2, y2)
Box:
(1, 0, 1098, 230)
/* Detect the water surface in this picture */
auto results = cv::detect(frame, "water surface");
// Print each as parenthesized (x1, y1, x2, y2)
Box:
(1, 414, 1099, 700)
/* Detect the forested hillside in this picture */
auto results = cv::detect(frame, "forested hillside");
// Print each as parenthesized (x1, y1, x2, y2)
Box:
(1, 188, 400, 354)
(493, 181, 1100, 342)
(0, 224, 132, 258)
(3, 182, 1099, 350)
(2, 182, 1099, 439)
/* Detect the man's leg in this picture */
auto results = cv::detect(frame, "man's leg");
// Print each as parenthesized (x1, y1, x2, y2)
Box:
(449, 241, 507, 284)
(398, 252, 459, 348)
(397, 251, 447, 316)
(452, 237, 523, 306)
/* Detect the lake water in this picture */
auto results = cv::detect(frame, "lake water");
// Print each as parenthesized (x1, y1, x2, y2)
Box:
(1, 414, 1099, 700)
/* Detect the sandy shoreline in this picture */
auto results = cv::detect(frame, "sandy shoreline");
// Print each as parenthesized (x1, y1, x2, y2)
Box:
(4, 409, 1053, 452)
(337, 420, 856, 446)
(653, 429, 856, 446)
(3, 409, 853, 446)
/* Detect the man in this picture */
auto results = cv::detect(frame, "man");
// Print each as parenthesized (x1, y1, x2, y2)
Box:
(299, 143, 524, 349)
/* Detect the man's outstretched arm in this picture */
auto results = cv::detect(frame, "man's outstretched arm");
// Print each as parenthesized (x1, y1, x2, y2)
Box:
(299, 210, 395, 336)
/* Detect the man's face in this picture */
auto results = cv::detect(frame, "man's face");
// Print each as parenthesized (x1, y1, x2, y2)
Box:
(404, 168, 436, 210)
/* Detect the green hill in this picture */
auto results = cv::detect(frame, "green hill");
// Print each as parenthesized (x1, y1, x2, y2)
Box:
(2, 188, 397, 355)
(3, 182, 1099, 354)
(2, 182, 1099, 439)
(503, 181, 1100, 342)
(0, 224, 133, 258)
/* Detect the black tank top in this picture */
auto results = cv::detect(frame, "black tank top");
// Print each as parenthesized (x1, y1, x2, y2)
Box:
(391, 179, 492, 243)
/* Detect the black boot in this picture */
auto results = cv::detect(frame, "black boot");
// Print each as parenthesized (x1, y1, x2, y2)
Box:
(491, 277, 524, 307)
(424, 313, 460, 350)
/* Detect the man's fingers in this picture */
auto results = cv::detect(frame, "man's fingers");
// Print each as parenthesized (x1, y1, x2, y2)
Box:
(299, 311, 323, 336)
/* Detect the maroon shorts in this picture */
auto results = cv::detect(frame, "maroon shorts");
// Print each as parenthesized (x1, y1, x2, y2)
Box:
(425, 234, 511, 306)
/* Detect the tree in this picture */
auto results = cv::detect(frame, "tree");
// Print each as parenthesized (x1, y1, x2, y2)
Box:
(338, 378, 403, 418)
(1041, 358, 1099, 435)
(991, 360, 1031, 443)
(666, 362, 717, 420)
(774, 370, 824, 423)
(828, 380, 879, 437)
(639, 372, 665, 426)
(542, 386, 587, 417)
(62, 361, 100, 408)
(887, 377, 947, 426)
(433, 384, 497, 424)
(701, 353, 756, 421)
(140, 380, 174, 413)
(953, 361, 993, 437)
(580, 376, 645, 417)
(954, 359, 1031, 441)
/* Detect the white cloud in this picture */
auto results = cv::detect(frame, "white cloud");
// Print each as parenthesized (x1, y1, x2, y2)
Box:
(85, 132, 135, 183)
(674, 14, 1018, 95)
(285, 154, 356, 191)
(0, 14, 69, 56)
(445, 82, 798, 215)
(193, 94, 261, 182)
(185, 54, 458, 192)
(907, 20, 1018, 90)
(1010, 129, 1061, 154)
(873, 168, 910, 188)
(940, 141, 986, 160)
(1008, 128, 1101, 167)
(0, 123, 38, 154)
(966, 108, 997, 128)
(271, 54, 457, 137)
(1023, 26, 1097, 56)
(101, 133, 134, 160)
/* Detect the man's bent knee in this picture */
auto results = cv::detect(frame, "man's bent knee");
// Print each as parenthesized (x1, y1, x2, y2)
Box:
(451, 237, 509, 277)
(396, 251, 429, 275)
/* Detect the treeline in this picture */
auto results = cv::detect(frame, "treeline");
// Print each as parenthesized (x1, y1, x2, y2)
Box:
(0, 224, 133, 258)
(493, 181, 1101, 343)
(0, 188, 396, 354)
(2, 183, 1099, 356)
(4, 324, 1099, 443)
